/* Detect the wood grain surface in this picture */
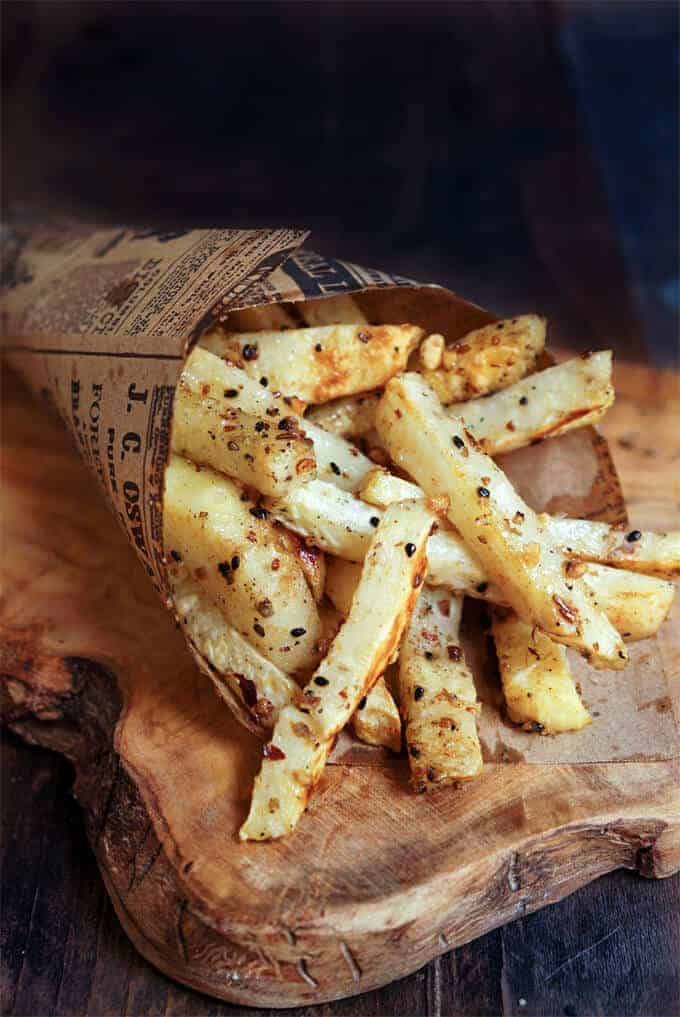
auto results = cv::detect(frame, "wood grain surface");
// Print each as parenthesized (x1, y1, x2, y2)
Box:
(1, 356, 678, 1012)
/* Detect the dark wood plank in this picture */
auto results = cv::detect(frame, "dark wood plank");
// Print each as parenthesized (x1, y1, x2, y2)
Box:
(500, 868, 680, 1017)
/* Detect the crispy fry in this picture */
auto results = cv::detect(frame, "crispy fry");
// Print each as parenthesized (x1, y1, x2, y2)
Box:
(170, 567, 298, 736)
(579, 563, 674, 641)
(492, 609, 591, 733)
(351, 675, 402, 752)
(456, 351, 614, 454)
(547, 517, 680, 578)
(375, 373, 627, 668)
(172, 376, 316, 496)
(164, 455, 321, 676)
(306, 392, 382, 438)
(400, 588, 482, 788)
(201, 323, 424, 403)
(420, 315, 545, 404)
(182, 347, 374, 491)
(240, 500, 433, 840)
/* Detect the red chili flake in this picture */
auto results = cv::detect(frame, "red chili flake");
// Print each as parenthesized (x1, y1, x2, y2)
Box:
(238, 676, 258, 708)
(438, 599, 450, 617)
(271, 558, 281, 571)
(413, 571, 424, 588)
(263, 744, 286, 760)
(257, 598, 273, 617)
(358, 330, 371, 343)
(227, 440, 240, 451)
(553, 595, 578, 624)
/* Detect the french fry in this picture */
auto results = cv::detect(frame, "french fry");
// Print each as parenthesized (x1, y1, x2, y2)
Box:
(491, 609, 591, 734)
(316, 596, 399, 747)
(181, 347, 374, 492)
(164, 455, 321, 676)
(578, 563, 674, 641)
(291, 482, 673, 640)
(296, 293, 369, 326)
(399, 588, 483, 789)
(360, 468, 679, 594)
(351, 674, 402, 752)
(273, 527, 326, 604)
(170, 567, 298, 736)
(375, 373, 627, 669)
(306, 392, 382, 438)
(200, 323, 424, 403)
(547, 517, 680, 578)
(172, 378, 316, 496)
(455, 351, 614, 454)
(240, 500, 433, 840)
(419, 315, 546, 404)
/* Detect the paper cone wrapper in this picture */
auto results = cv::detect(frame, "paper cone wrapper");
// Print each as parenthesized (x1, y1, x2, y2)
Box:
(2, 223, 678, 764)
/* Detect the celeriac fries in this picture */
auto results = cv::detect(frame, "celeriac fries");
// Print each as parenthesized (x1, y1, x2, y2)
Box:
(240, 501, 433, 839)
(163, 295, 677, 838)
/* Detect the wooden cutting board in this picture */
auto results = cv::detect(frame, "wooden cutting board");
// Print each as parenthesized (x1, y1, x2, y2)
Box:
(1, 362, 678, 1009)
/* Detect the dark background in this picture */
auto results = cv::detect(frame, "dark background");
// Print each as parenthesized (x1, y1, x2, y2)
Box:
(1, 3, 679, 1016)
(2, 0, 678, 363)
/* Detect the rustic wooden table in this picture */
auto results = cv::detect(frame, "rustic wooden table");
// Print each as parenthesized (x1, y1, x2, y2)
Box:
(1, 359, 678, 1016)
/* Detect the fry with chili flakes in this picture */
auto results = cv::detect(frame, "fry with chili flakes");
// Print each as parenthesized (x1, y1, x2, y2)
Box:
(296, 293, 369, 327)
(578, 564, 674, 642)
(351, 674, 402, 752)
(181, 347, 375, 491)
(491, 609, 591, 734)
(400, 588, 482, 789)
(375, 373, 627, 669)
(164, 455, 321, 677)
(305, 392, 382, 439)
(419, 314, 546, 404)
(200, 323, 424, 404)
(546, 517, 680, 579)
(453, 351, 614, 455)
(240, 500, 433, 840)
(172, 379, 316, 497)
(170, 567, 299, 737)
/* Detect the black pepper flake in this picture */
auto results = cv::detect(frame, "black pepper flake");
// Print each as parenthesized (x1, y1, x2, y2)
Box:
(314, 675, 329, 686)
(217, 562, 231, 579)
(242, 343, 258, 361)
(452, 435, 465, 449)
(314, 343, 323, 352)
(476, 582, 489, 594)
(227, 440, 240, 451)
(414, 685, 425, 701)
(358, 696, 367, 710)
(255, 420, 266, 432)
(290, 627, 306, 638)
(170, 550, 182, 562)
(405, 542, 416, 557)
(626, 529, 642, 543)
(410, 746, 421, 758)
(250, 506, 268, 519)
(447, 645, 462, 661)
(223, 388, 238, 398)
(253, 622, 266, 637)
(231, 555, 240, 571)
(519, 396, 528, 405)
(330, 461, 341, 476)
(260, 377, 269, 387)
(358, 330, 371, 343)
(424, 651, 434, 660)
(278, 417, 294, 431)
(477, 486, 490, 498)
(531, 721, 544, 733)
(370, 516, 380, 528)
